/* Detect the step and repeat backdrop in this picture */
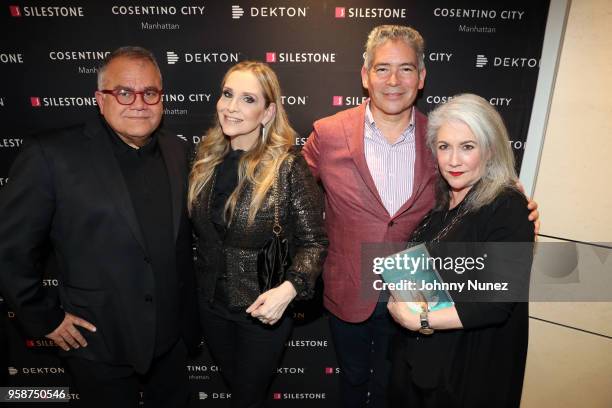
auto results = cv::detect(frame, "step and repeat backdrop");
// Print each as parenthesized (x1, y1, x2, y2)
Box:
(1, 1, 549, 406)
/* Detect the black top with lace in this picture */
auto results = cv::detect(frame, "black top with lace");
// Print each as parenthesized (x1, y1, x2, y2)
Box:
(211, 148, 244, 239)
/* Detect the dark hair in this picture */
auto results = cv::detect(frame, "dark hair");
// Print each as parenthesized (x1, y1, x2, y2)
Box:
(97, 46, 162, 89)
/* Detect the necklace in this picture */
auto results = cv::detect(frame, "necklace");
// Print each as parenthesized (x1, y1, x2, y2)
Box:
(410, 199, 470, 245)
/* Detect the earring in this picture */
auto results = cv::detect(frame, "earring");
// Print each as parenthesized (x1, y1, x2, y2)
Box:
(261, 123, 267, 142)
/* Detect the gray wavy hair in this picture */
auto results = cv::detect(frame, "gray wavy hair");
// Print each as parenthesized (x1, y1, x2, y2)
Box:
(363, 25, 425, 70)
(426, 93, 518, 211)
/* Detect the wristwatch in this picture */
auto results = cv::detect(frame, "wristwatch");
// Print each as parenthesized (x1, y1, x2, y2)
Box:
(419, 311, 434, 335)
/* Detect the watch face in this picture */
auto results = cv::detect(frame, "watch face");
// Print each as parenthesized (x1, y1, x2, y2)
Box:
(419, 327, 434, 335)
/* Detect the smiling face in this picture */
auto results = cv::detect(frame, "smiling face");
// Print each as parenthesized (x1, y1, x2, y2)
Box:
(361, 39, 426, 122)
(435, 121, 487, 206)
(216, 70, 275, 150)
(95, 57, 163, 148)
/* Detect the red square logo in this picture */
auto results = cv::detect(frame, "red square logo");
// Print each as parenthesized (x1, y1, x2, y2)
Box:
(335, 7, 345, 18)
(325, 367, 334, 374)
(30, 97, 41, 107)
(9, 5, 21, 17)
(273, 393, 281, 400)
(26, 340, 35, 347)
(332, 96, 343, 106)
(265, 52, 277, 63)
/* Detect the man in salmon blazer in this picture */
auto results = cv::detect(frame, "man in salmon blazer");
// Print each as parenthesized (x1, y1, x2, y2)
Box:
(303, 25, 434, 408)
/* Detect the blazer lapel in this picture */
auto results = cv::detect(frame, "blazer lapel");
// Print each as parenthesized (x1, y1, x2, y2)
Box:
(84, 120, 147, 252)
(344, 103, 387, 212)
(158, 132, 184, 241)
(393, 108, 436, 218)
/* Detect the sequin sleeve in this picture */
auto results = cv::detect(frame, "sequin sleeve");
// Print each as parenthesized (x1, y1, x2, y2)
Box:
(284, 152, 328, 300)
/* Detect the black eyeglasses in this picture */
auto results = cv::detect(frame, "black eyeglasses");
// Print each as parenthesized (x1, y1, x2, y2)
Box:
(98, 88, 163, 105)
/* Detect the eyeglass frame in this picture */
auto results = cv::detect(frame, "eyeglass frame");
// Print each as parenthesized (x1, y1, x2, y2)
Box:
(97, 87, 163, 105)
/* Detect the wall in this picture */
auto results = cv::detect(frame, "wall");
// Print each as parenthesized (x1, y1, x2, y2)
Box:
(523, 0, 612, 406)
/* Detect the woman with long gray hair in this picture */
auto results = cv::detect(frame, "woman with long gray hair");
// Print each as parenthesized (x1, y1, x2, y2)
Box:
(387, 94, 534, 407)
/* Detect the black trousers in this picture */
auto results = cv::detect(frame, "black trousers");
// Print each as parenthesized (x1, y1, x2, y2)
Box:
(389, 355, 456, 408)
(62, 338, 190, 408)
(328, 300, 399, 408)
(200, 299, 292, 408)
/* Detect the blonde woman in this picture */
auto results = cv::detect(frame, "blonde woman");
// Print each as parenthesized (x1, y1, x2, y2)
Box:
(188, 61, 328, 407)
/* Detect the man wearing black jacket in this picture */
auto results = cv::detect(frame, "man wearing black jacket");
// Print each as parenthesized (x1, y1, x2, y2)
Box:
(0, 46, 199, 407)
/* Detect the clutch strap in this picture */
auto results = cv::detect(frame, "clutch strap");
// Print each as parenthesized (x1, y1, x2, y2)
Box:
(272, 153, 295, 237)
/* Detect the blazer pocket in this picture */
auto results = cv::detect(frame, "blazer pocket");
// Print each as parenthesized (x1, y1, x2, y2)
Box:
(64, 285, 107, 307)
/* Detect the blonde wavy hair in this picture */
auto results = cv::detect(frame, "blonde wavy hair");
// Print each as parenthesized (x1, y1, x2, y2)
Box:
(188, 61, 296, 224)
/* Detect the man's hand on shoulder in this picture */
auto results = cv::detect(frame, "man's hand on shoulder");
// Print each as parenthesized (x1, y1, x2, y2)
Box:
(45, 312, 97, 351)
(516, 180, 540, 235)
